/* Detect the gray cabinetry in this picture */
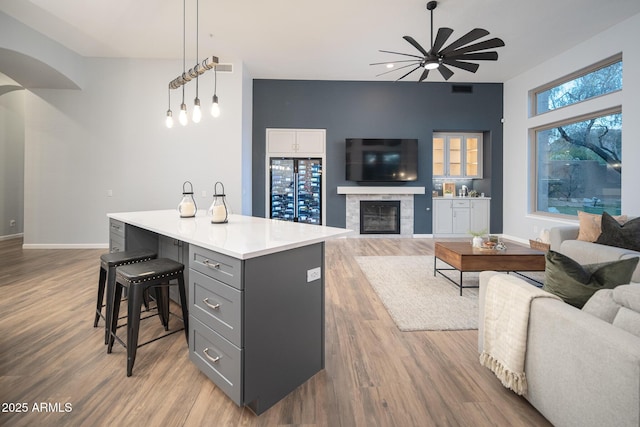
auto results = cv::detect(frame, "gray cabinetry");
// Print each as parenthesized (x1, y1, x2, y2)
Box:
(109, 219, 125, 252)
(159, 235, 189, 304)
(188, 242, 325, 415)
(188, 244, 244, 406)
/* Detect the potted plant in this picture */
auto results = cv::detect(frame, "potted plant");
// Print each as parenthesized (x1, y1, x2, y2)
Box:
(469, 229, 487, 248)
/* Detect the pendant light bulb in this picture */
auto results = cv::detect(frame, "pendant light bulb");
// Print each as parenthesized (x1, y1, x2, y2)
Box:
(179, 103, 188, 126)
(211, 94, 220, 118)
(192, 98, 202, 123)
(165, 110, 174, 128)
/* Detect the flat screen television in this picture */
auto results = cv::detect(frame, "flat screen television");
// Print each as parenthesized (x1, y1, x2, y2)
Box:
(345, 138, 418, 182)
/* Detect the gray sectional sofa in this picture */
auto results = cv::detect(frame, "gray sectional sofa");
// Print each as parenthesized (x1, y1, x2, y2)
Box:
(479, 271, 640, 427)
(550, 225, 640, 282)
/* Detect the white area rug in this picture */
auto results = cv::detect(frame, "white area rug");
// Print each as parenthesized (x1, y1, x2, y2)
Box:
(355, 256, 481, 331)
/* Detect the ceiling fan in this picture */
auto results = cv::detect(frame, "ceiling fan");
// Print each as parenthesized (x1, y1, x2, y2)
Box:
(372, 1, 505, 82)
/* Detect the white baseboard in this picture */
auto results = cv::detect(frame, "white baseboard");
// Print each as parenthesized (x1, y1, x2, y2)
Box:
(0, 233, 23, 241)
(22, 243, 109, 250)
(499, 234, 529, 245)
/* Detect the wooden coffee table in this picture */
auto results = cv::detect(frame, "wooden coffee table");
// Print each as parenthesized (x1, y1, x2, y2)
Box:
(434, 241, 546, 295)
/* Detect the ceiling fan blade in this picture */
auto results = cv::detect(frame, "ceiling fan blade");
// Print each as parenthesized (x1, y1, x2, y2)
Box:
(369, 59, 422, 66)
(445, 37, 506, 56)
(438, 64, 454, 80)
(439, 28, 490, 55)
(375, 62, 421, 77)
(446, 51, 499, 61)
(379, 50, 425, 60)
(418, 69, 430, 82)
(441, 59, 480, 73)
(430, 27, 454, 54)
(396, 65, 422, 81)
(403, 36, 429, 56)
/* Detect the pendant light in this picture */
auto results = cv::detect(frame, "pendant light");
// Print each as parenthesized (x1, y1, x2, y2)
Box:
(164, 0, 220, 127)
(192, 0, 202, 123)
(178, 0, 188, 126)
(165, 86, 174, 128)
(211, 66, 221, 118)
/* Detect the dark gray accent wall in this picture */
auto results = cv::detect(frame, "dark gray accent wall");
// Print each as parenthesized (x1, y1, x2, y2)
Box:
(252, 80, 503, 234)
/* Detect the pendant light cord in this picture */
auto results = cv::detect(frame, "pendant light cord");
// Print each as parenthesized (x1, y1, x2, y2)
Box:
(195, 0, 199, 95)
(181, 0, 186, 105)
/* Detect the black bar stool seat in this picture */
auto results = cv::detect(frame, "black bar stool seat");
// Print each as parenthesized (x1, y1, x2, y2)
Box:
(94, 249, 157, 344)
(107, 258, 189, 377)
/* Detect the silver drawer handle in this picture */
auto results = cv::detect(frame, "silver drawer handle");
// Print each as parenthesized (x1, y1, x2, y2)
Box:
(203, 348, 221, 363)
(111, 225, 121, 230)
(203, 259, 220, 269)
(203, 298, 220, 310)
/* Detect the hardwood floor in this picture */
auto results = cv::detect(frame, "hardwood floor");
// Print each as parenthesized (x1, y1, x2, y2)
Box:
(0, 237, 551, 427)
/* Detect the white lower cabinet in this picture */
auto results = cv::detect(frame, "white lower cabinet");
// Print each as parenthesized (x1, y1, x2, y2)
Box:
(433, 198, 490, 237)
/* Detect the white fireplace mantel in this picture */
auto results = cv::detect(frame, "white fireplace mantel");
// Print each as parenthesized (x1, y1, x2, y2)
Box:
(339, 187, 425, 237)
(337, 186, 425, 195)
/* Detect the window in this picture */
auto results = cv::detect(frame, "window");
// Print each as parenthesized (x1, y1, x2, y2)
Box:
(531, 56, 623, 218)
(532, 55, 622, 116)
(534, 110, 622, 217)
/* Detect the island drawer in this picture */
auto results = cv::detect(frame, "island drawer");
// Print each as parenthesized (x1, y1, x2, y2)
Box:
(190, 245, 242, 290)
(190, 317, 242, 405)
(109, 234, 125, 253)
(190, 269, 242, 347)
(109, 219, 125, 239)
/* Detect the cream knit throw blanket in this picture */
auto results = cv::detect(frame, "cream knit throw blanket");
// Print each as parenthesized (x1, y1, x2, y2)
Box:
(479, 274, 561, 395)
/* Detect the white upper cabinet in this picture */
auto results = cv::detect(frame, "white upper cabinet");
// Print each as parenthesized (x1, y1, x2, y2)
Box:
(267, 129, 326, 155)
(433, 132, 483, 179)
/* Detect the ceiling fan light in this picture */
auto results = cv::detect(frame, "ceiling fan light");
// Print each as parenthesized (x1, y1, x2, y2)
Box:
(424, 59, 440, 70)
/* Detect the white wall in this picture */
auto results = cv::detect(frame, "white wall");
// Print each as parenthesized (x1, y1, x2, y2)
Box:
(502, 12, 640, 242)
(22, 57, 250, 247)
(0, 75, 25, 238)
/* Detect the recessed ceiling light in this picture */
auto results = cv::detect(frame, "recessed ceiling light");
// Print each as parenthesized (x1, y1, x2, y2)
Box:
(386, 63, 394, 69)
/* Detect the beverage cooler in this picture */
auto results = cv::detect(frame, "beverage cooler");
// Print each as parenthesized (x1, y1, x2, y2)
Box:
(269, 158, 322, 224)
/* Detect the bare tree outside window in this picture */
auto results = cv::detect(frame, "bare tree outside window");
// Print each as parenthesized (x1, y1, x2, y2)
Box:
(533, 58, 623, 217)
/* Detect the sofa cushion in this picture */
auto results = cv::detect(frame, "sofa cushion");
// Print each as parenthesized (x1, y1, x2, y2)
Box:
(582, 289, 620, 323)
(577, 211, 627, 242)
(612, 307, 640, 338)
(543, 250, 638, 308)
(613, 283, 640, 312)
(595, 212, 640, 252)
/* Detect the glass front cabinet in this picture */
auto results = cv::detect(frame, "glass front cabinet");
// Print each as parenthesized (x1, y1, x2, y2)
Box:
(433, 133, 483, 179)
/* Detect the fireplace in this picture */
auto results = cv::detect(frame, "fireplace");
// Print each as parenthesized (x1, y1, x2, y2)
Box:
(360, 201, 401, 234)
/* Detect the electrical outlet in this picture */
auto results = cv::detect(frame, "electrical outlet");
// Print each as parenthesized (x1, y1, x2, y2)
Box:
(201, 190, 207, 198)
(9, 219, 16, 227)
(533, 225, 539, 234)
(307, 267, 321, 282)
(107, 189, 113, 197)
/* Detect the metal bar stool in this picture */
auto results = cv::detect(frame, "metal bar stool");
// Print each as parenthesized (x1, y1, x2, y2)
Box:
(107, 258, 189, 376)
(94, 249, 157, 344)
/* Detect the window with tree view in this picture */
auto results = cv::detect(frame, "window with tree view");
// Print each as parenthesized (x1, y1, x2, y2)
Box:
(535, 111, 622, 216)
(533, 55, 622, 218)
(534, 57, 622, 115)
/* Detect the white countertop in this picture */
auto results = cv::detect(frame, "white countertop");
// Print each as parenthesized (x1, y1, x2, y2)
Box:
(108, 210, 353, 260)
(432, 196, 491, 200)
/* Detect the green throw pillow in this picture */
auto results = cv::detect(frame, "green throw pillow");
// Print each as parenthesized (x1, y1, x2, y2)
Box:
(543, 250, 639, 308)
(595, 212, 640, 252)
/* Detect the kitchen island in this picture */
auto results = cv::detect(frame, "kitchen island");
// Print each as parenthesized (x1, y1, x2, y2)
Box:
(107, 210, 352, 414)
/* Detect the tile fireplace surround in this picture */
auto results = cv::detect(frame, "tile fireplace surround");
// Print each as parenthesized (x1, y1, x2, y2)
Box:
(337, 187, 426, 237)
